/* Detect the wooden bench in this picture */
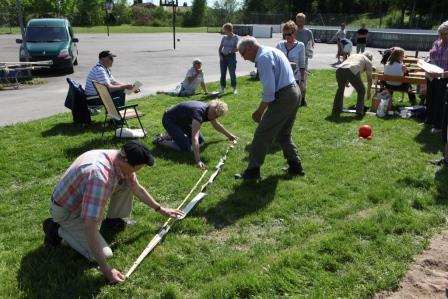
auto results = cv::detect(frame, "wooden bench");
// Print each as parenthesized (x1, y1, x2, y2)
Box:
(372, 73, 426, 103)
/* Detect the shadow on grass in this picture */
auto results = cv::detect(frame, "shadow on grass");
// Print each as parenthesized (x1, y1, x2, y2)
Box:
(64, 137, 123, 159)
(434, 166, 448, 205)
(414, 126, 442, 154)
(18, 246, 105, 299)
(41, 122, 104, 137)
(150, 139, 223, 166)
(198, 174, 280, 229)
(242, 142, 284, 161)
(325, 114, 363, 123)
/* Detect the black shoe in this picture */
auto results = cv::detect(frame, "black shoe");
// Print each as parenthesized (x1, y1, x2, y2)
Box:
(283, 161, 305, 176)
(300, 98, 307, 107)
(234, 168, 261, 180)
(101, 218, 135, 232)
(429, 158, 448, 166)
(43, 218, 62, 247)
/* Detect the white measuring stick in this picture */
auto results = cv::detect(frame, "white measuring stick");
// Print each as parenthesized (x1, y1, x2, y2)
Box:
(126, 192, 208, 277)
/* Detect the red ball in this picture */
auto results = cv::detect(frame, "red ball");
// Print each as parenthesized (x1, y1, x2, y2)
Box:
(358, 124, 372, 138)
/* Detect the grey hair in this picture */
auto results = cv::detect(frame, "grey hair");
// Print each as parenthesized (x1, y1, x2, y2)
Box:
(438, 21, 448, 35)
(209, 99, 228, 117)
(237, 36, 260, 53)
(192, 58, 202, 66)
(363, 51, 373, 61)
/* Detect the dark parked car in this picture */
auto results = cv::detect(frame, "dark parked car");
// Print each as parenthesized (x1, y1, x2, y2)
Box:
(16, 18, 79, 73)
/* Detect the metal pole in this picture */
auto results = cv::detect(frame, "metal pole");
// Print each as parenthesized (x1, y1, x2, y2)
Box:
(172, 4, 176, 50)
(107, 13, 110, 37)
(15, 0, 25, 40)
(15, 0, 31, 78)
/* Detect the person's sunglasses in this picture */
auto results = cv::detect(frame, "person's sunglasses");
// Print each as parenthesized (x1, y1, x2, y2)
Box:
(108, 56, 114, 61)
(284, 32, 294, 37)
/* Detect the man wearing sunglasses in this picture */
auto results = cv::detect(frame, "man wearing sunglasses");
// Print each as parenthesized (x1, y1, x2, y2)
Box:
(84, 50, 139, 107)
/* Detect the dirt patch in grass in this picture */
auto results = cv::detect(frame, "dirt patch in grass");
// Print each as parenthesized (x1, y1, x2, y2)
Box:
(375, 229, 448, 299)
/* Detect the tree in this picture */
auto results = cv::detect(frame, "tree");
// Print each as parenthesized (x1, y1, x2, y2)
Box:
(188, 0, 206, 26)
(74, 0, 104, 26)
(212, 0, 241, 24)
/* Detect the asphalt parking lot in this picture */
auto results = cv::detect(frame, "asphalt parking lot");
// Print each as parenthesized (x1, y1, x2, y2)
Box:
(0, 32, 422, 126)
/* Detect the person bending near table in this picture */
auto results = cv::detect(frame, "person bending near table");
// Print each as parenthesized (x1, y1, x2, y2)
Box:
(332, 52, 373, 117)
(153, 100, 237, 170)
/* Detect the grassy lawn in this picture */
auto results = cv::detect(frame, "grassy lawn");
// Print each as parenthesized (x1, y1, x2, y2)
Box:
(1, 70, 447, 298)
(0, 25, 211, 35)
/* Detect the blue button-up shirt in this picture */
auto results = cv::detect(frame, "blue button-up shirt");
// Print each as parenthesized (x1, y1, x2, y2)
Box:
(255, 46, 296, 102)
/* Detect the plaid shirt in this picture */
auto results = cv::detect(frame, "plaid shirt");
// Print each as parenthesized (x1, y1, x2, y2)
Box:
(429, 39, 448, 71)
(52, 150, 136, 221)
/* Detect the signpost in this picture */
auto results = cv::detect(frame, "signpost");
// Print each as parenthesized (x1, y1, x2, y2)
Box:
(160, 0, 178, 50)
(103, 0, 114, 37)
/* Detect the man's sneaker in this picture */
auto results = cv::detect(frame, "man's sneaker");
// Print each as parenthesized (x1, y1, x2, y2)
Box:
(152, 134, 164, 145)
(232, 88, 238, 95)
(88, 108, 101, 116)
(219, 87, 225, 94)
(300, 98, 307, 107)
(429, 158, 448, 166)
(234, 168, 261, 180)
(42, 218, 62, 247)
(283, 161, 305, 176)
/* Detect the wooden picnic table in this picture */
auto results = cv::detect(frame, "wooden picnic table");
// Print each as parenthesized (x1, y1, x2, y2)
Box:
(403, 56, 420, 64)
(373, 72, 427, 88)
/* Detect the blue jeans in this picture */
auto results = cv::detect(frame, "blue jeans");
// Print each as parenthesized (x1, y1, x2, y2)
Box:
(220, 53, 237, 89)
(162, 113, 205, 151)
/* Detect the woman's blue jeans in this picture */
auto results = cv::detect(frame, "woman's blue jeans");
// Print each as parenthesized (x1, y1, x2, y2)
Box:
(220, 53, 237, 89)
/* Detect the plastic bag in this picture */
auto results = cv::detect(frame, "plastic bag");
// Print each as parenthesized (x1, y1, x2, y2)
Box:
(115, 128, 146, 138)
(376, 98, 389, 117)
(371, 90, 391, 112)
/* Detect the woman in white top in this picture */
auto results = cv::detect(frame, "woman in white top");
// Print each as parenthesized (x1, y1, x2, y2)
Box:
(383, 47, 416, 104)
(276, 20, 306, 105)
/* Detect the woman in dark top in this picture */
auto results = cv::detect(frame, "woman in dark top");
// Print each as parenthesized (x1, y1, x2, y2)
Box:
(154, 100, 237, 169)
(426, 21, 448, 133)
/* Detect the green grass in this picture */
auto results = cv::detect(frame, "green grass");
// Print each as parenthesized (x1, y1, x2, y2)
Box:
(1, 70, 448, 298)
(0, 25, 211, 35)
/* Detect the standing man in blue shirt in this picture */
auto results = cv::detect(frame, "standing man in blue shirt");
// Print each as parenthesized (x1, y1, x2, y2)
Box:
(235, 37, 305, 180)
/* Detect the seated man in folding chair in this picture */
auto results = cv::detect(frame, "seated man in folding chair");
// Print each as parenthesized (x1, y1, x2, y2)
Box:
(42, 140, 183, 284)
(85, 50, 140, 108)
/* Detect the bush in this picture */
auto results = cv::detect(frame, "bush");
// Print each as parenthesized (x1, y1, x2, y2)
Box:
(131, 6, 171, 26)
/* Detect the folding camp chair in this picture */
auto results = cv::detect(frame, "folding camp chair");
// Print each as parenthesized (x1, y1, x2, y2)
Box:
(92, 80, 146, 138)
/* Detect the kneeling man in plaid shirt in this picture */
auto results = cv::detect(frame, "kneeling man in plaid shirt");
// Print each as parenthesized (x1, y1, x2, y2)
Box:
(42, 140, 183, 283)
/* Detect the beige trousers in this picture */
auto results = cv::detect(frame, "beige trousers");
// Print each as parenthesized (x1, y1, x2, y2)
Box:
(50, 183, 133, 261)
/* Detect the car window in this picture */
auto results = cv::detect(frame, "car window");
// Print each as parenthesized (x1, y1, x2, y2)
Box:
(26, 27, 68, 42)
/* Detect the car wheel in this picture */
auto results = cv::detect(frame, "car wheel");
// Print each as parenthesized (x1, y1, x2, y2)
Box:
(74, 58, 78, 66)
(67, 64, 74, 74)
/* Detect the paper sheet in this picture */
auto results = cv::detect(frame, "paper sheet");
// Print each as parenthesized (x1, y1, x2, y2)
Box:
(125, 80, 143, 94)
(417, 60, 444, 74)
